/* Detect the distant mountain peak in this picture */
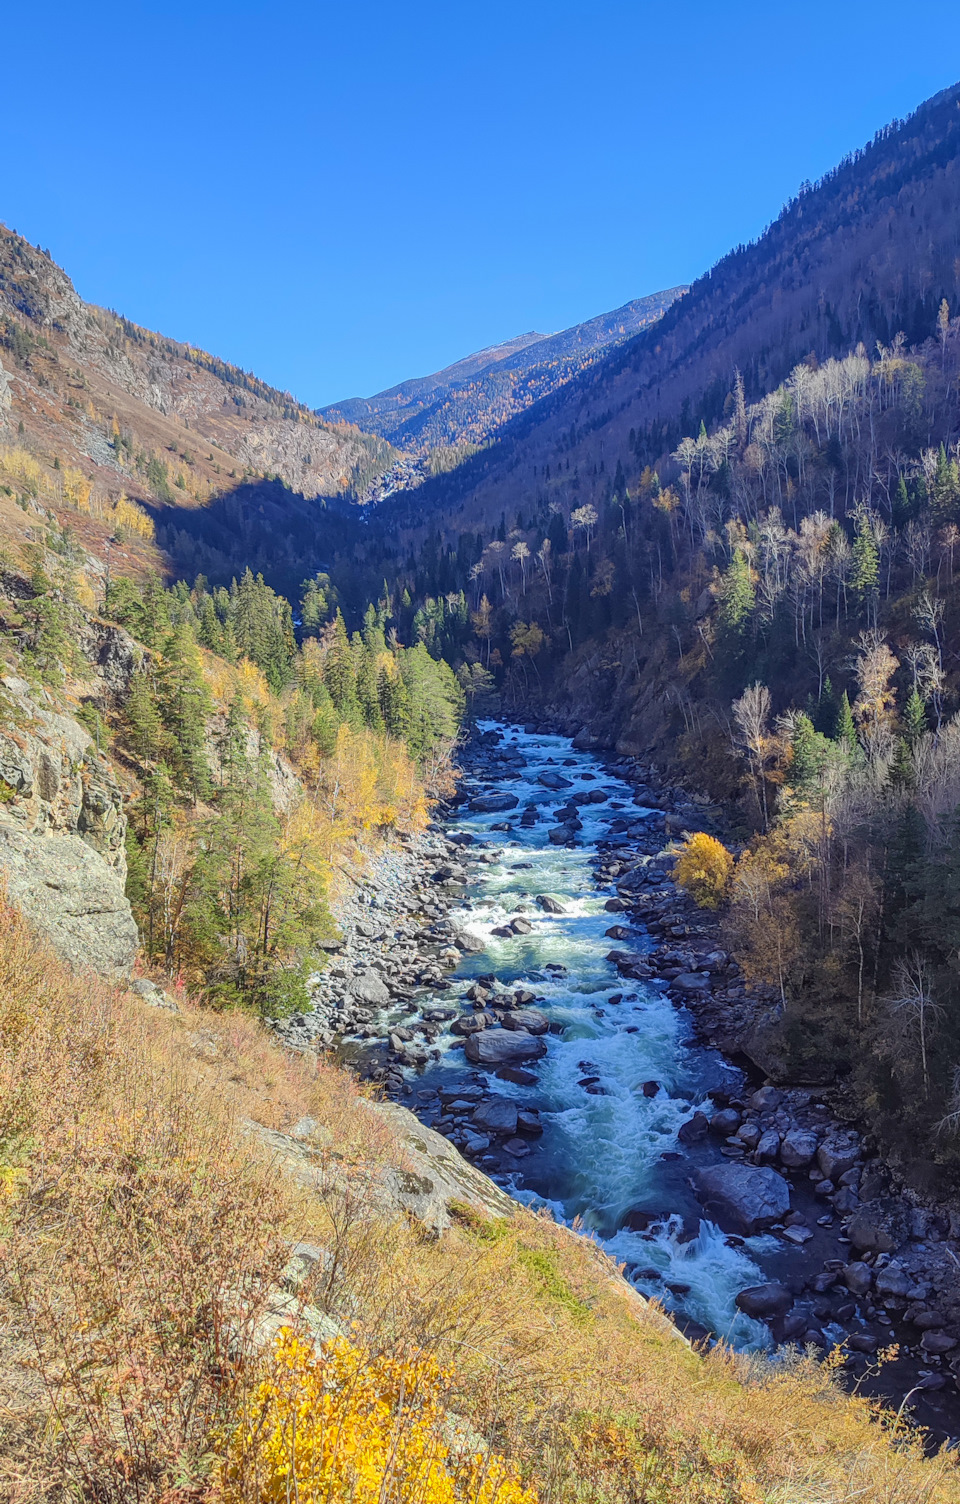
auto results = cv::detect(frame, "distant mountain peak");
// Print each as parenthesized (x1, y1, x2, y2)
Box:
(320, 288, 686, 462)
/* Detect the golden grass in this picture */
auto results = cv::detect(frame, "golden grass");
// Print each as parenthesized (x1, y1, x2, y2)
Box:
(0, 896, 957, 1502)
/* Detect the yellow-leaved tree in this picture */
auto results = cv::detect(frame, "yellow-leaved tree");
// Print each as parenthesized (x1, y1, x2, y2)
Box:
(672, 832, 733, 909)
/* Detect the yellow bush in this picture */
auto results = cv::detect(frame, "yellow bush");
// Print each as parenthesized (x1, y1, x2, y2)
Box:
(672, 831, 733, 908)
(219, 1329, 535, 1504)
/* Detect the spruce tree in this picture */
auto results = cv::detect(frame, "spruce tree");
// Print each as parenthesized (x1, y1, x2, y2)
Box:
(904, 685, 928, 744)
(125, 672, 164, 763)
(719, 549, 755, 637)
(835, 691, 858, 753)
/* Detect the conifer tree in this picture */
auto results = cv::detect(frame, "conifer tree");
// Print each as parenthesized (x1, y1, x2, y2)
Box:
(719, 549, 755, 637)
(904, 684, 928, 743)
(157, 621, 212, 802)
(835, 690, 858, 753)
(125, 672, 164, 763)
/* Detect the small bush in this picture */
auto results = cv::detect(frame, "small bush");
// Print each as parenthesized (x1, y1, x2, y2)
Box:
(672, 831, 734, 908)
(219, 1328, 535, 1504)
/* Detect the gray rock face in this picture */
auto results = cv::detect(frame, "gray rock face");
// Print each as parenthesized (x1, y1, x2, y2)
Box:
(0, 676, 126, 873)
(0, 678, 136, 975)
(464, 1030, 548, 1066)
(0, 824, 137, 976)
(696, 1163, 791, 1234)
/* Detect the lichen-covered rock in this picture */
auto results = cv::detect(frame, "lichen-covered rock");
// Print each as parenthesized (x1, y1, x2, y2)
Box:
(0, 676, 136, 974)
(0, 824, 137, 975)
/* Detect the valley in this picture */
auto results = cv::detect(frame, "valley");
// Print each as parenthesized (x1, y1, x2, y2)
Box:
(5, 59, 960, 1504)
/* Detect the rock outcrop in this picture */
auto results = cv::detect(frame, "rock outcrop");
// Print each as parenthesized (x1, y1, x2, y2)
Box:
(0, 676, 137, 975)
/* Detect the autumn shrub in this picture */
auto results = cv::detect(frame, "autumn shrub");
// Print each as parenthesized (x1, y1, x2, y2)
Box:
(219, 1329, 536, 1504)
(672, 831, 733, 908)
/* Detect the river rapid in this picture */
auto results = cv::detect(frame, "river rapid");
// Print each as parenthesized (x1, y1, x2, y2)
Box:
(398, 721, 781, 1347)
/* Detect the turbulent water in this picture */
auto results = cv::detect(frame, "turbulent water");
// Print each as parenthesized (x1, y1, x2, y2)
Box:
(405, 722, 780, 1349)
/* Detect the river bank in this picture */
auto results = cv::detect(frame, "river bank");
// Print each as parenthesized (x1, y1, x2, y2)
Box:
(275, 720, 960, 1443)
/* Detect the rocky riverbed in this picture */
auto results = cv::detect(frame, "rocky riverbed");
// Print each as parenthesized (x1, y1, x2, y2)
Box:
(275, 720, 960, 1443)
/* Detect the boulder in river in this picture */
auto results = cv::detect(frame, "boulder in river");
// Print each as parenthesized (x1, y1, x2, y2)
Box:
(465, 1030, 547, 1066)
(502, 1007, 550, 1035)
(347, 970, 390, 1007)
(696, 1163, 791, 1234)
(538, 772, 573, 790)
(677, 1111, 709, 1144)
(735, 1282, 793, 1319)
(472, 1096, 519, 1135)
(779, 1129, 819, 1169)
(535, 894, 566, 914)
(469, 793, 520, 813)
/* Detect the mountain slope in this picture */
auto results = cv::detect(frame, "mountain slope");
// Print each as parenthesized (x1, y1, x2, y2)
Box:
(321, 288, 685, 458)
(384, 81, 960, 535)
(0, 225, 395, 510)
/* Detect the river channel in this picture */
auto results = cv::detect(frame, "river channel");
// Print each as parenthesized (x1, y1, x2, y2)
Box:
(398, 721, 789, 1348)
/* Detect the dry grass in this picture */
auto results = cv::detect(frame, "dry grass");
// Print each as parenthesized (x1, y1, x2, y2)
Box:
(0, 896, 958, 1502)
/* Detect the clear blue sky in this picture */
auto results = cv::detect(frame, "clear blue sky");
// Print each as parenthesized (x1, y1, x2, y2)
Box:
(6, 2, 960, 407)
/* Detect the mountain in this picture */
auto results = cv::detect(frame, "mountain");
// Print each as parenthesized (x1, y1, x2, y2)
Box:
(0, 224, 396, 511)
(320, 288, 685, 460)
(383, 82, 960, 536)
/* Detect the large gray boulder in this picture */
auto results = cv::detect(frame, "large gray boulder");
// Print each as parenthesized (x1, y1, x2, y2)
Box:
(468, 793, 519, 813)
(465, 1029, 547, 1066)
(472, 1097, 519, 1135)
(502, 1008, 550, 1035)
(780, 1129, 819, 1169)
(696, 1163, 791, 1234)
(345, 970, 390, 1007)
(0, 823, 137, 976)
(735, 1282, 793, 1319)
(0, 677, 136, 976)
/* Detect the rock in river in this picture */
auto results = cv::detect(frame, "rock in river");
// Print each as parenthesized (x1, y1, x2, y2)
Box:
(535, 894, 566, 914)
(468, 793, 520, 813)
(735, 1282, 794, 1319)
(696, 1163, 791, 1234)
(464, 1030, 548, 1066)
(472, 1097, 519, 1135)
(502, 1007, 550, 1035)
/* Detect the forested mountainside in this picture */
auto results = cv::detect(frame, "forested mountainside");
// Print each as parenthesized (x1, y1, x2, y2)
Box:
(0, 224, 395, 506)
(384, 82, 960, 539)
(321, 288, 684, 464)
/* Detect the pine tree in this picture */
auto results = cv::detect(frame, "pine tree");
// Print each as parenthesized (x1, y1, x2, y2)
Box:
(157, 622, 212, 802)
(323, 612, 360, 722)
(835, 691, 858, 753)
(851, 510, 880, 615)
(903, 685, 927, 744)
(719, 549, 755, 637)
(125, 672, 164, 763)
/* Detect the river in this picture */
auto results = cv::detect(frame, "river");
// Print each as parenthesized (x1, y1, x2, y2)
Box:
(399, 720, 784, 1348)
